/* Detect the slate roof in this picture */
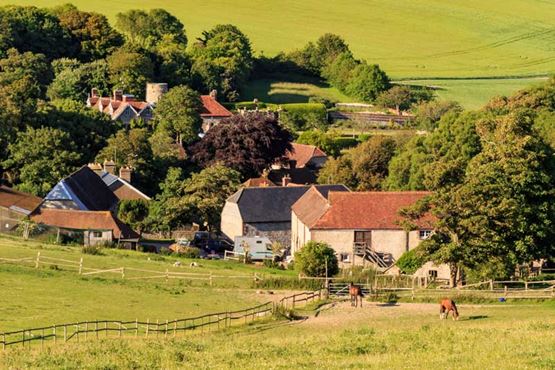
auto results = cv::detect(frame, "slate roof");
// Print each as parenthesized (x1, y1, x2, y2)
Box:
(43, 166, 119, 211)
(31, 209, 139, 239)
(308, 191, 434, 230)
(0, 186, 42, 215)
(227, 185, 349, 223)
(96, 170, 151, 200)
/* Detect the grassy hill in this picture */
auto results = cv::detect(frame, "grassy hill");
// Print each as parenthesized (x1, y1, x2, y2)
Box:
(0, 235, 295, 331)
(3, 0, 554, 79)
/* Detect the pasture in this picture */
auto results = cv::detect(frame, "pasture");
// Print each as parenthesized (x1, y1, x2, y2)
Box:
(0, 235, 294, 332)
(1, 300, 554, 369)
(2, 0, 554, 79)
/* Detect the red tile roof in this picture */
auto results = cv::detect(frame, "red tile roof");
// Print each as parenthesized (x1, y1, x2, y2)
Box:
(243, 177, 276, 188)
(307, 191, 434, 230)
(0, 186, 42, 214)
(291, 186, 331, 227)
(200, 95, 233, 118)
(287, 143, 327, 168)
(31, 209, 139, 239)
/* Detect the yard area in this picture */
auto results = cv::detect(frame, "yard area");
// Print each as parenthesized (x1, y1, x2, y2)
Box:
(2, 300, 554, 368)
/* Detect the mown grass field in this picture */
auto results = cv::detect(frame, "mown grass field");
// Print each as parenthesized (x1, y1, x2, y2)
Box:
(2, 300, 554, 369)
(0, 235, 295, 332)
(3, 0, 554, 79)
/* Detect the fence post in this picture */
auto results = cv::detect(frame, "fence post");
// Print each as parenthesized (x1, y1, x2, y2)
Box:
(53, 325, 56, 344)
(504, 285, 508, 297)
(146, 319, 149, 338)
(165, 320, 168, 338)
(119, 322, 122, 338)
(165, 269, 169, 282)
(156, 319, 159, 338)
(2, 333, 5, 350)
(85, 322, 88, 340)
(525, 281, 528, 291)
(41, 328, 45, 349)
(78, 258, 83, 275)
(292, 294, 296, 309)
(174, 320, 177, 337)
(64, 325, 67, 342)
(209, 273, 213, 287)
(135, 319, 139, 337)
(35, 252, 40, 269)
(22, 331, 25, 348)
(95, 321, 98, 339)
(121, 267, 125, 279)
(489, 279, 494, 291)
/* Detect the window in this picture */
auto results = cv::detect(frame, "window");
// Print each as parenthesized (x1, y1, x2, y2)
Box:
(428, 270, 438, 278)
(339, 253, 350, 262)
(92, 231, 103, 238)
(419, 230, 432, 240)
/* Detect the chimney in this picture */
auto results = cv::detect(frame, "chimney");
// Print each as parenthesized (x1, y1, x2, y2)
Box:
(122, 94, 135, 102)
(209, 89, 217, 100)
(282, 174, 291, 187)
(119, 166, 132, 183)
(146, 82, 168, 104)
(87, 163, 103, 176)
(289, 160, 297, 169)
(113, 90, 123, 101)
(103, 159, 116, 175)
(91, 88, 99, 97)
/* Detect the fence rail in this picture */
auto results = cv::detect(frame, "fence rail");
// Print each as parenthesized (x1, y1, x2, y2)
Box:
(0, 289, 324, 350)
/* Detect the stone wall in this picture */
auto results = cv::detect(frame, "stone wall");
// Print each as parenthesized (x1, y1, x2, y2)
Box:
(244, 222, 291, 249)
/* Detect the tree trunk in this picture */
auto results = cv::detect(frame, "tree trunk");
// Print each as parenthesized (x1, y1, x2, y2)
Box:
(449, 262, 457, 288)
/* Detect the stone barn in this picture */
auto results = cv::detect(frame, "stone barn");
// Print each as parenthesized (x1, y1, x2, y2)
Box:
(221, 185, 348, 248)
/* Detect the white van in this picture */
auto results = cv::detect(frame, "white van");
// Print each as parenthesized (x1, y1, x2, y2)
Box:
(233, 236, 273, 261)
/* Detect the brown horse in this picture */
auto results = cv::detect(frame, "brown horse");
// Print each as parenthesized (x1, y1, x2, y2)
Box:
(349, 283, 364, 307)
(439, 298, 459, 320)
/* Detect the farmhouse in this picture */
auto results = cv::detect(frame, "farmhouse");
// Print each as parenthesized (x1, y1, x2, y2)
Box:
(267, 143, 329, 186)
(0, 186, 42, 232)
(41, 166, 119, 212)
(88, 162, 151, 201)
(87, 89, 154, 126)
(31, 209, 139, 247)
(200, 91, 233, 132)
(291, 189, 435, 270)
(221, 185, 348, 247)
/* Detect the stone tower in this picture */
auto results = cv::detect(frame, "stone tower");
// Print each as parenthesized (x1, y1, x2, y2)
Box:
(146, 82, 168, 104)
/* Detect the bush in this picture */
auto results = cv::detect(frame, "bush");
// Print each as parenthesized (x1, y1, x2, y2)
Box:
(295, 241, 338, 277)
(396, 247, 425, 274)
(159, 247, 172, 256)
(279, 103, 327, 131)
(263, 259, 283, 269)
(82, 245, 104, 255)
(178, 246, 201, 259)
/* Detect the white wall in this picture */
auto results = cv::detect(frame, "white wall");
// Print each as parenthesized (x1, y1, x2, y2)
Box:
(220, 202, 243, 241)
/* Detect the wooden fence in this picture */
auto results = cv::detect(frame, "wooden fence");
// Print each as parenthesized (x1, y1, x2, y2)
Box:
(0, 252, 263, 286)
(0, 290, 324, 350)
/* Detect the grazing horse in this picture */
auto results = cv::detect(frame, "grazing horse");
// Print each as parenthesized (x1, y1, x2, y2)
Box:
(349, 283, 364, 307)
(439, 298, 459, 320)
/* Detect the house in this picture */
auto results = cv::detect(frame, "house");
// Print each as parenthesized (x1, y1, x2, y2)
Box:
(291, 189, 440, 274)
(87, 89, 154, 126)
(268, 143, 329, 186)
(200, 90, 233, 132)
(31, 209, 139, 247)
(88, 162, 151, 201)
(0, 186, 42, 232)
(221, 185, 348, 247)
(41, 166, 119, 212)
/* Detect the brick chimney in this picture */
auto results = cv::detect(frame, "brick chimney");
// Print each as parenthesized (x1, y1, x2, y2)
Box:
(282, 174, 291, 187)
(209, 89, 217, 100)
(119, 166, 132, 183)
(103, 159, 116, 175)
(122, 94, 135, 102)
(113, 90, 123, 101)
(87, 162, 103, 176)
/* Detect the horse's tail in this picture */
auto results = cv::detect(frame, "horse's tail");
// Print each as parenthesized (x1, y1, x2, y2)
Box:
(451, 300, 459, 316)
(359, 289, 364, 297)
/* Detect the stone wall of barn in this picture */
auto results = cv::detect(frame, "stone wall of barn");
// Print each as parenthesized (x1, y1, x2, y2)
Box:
(243, 222, 291, 249)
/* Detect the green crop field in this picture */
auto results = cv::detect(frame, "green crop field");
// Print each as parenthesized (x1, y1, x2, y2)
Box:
(2, 0, 553, 106)
(0, 235, 295, 332)
(2, 300, 554, 368)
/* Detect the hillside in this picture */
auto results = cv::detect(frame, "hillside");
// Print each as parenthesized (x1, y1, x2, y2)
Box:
(2, 0, 554, 79)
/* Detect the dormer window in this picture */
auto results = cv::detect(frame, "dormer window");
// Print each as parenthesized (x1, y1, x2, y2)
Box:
(419, 230, 432, 240)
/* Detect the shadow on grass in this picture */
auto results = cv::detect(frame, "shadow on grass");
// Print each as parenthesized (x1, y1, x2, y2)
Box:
(464, 315, 489, 321)
(375, 302, 400, 307)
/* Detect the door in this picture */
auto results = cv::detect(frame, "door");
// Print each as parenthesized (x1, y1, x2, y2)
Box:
(354, 231, 371, 247)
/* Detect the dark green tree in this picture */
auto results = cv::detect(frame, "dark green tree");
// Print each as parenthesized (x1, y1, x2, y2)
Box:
(107, 49, 154, 97)
(118, 199, 149, 235)
(346, 62, 390, 102)
(295, 241, 339, 277)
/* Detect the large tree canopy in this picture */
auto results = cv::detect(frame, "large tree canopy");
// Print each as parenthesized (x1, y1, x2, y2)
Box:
(190, 113, 293, 178)
(107, 49, 154, 98)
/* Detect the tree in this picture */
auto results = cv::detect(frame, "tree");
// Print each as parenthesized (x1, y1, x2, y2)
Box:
(180, 164, 241, 230)
(0, 48, 53, 97)
(414, 100, 462, 131)
(47, 59, 110, 102)
(191, 113, 293, 178)
(0, 5, 76, 60)
(153, 85, 202, 145)
(318, 136, 397, 190)
(53, 5, 123, 61)
(346, 62, 390, 102)
(321, 51, 358, 91)
(2, 127, 80, 195)
(295, 241, 339, 277)
(147, 167, 187, 234)
(376, 85, 413, 114)
(296, 130, 342, 157)
(118, 199, 149, 235)
(191, 24, 253, 100)
(115, 9, 187, 50)
(107, 49, 153, 97)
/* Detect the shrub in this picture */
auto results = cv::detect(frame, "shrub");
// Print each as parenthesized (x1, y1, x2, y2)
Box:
(263, 259, 283, 269)
(82, 245, 104, 255)
(159, 247, 172, 256)
(279, 103, 327, 131)
(178, 246, 201, 259)
(396, 247, 425, 274)
(295, 241, 338, 277)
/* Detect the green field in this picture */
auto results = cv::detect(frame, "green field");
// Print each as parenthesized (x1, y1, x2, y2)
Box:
(2, 300, 554, 368)
(2, 0, 555, 79)
(0, 235, 295, 332)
